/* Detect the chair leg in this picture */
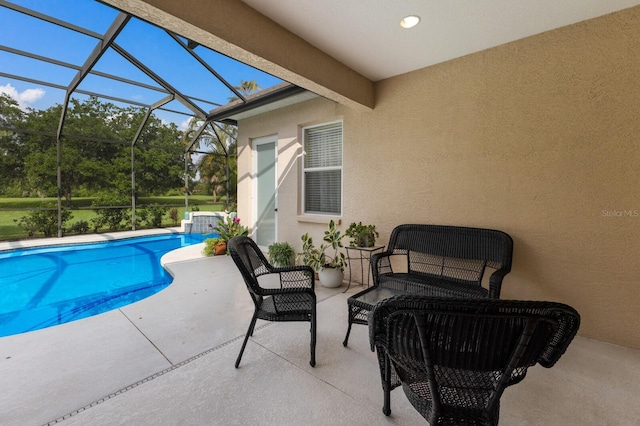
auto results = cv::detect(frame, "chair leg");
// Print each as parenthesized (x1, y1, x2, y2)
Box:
(343, 320, 353, 347)
(310, 308, 317, 367)
(382, 352, 392, 416)
(235, 314, 258, 368)
(343, 306, 353, 347)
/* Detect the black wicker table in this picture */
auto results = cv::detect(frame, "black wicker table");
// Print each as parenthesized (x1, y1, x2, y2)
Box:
(343, 286, 405, 346)
(342, 278, 490, 347)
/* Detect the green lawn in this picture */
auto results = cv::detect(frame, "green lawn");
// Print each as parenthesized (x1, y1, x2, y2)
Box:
(0, 196, 226, 241)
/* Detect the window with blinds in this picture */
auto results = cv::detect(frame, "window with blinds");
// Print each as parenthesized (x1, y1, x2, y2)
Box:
(303, 121, 342, 215)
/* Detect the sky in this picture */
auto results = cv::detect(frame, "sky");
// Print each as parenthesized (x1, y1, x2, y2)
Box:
(0, 0, 283, 129)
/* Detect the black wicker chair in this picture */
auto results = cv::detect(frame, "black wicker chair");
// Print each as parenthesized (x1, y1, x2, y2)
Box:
(369, 295, 580, 425)
(228, 236, 317, 367)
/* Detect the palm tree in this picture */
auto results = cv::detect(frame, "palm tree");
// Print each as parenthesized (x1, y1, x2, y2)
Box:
(180, 117, 234, 176)
(197, 123, 237, 204)
(182, 119, 237, 208)
(180, 116, 202, 166)
(182, 79, 255, 208)
(198, 124, 238, 202)
(227, 79, 261, 102)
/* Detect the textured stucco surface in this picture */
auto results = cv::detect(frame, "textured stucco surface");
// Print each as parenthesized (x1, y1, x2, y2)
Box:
(237, 7, 640, 349)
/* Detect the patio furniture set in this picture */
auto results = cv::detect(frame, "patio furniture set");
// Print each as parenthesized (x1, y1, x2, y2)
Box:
(228, 224, 580, 425)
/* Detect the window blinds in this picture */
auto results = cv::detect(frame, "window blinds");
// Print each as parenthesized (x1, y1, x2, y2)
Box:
(303, 122, 342, 215)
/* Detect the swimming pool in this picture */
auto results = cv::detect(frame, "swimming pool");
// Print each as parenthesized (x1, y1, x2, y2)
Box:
(0, 233, 209, 338)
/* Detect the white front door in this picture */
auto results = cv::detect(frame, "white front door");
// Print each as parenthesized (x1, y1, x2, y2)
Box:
(253, 135, 277, 249)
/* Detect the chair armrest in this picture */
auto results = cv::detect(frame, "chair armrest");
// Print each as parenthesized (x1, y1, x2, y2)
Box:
(259, 286, 316, 297)
(371, 251, 395, 285)
(488, 267, 511, 298)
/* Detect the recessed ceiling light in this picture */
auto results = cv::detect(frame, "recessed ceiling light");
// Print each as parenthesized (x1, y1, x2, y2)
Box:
(400, 15, 421, 29)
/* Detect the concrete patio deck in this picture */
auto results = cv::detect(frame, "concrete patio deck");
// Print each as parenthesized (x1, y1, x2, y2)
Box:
(1, 232, 640, 425)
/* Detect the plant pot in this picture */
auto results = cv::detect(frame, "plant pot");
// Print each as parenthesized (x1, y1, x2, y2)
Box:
(214, 241, 227, 255)
(318, 267, 344, 288)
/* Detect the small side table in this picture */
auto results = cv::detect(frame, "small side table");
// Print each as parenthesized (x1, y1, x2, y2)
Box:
(343, 286, 404, 346)
(343, 245, 385, 293)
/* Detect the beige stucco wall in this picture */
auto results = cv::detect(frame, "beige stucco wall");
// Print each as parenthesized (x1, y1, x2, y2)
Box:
(237, 6, 640, 350)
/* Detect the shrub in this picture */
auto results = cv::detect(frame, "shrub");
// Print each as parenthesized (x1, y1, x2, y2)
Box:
(144, 203, 168, 228)
(135, 209, 149, 229)
(14, 215, 37, 238)
(91, 194, 130, 232)
(69, 220, 89, 235)
(14, 204, 73, 237)
(0, 181, 22, 197)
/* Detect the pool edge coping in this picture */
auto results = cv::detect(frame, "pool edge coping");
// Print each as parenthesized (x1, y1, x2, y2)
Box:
(0, 228, 185, 253)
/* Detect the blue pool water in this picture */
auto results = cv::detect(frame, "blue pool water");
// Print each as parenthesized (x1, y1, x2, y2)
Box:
(0, 233, 209, 337)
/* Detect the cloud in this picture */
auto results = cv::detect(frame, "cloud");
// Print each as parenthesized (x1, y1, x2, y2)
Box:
(179, 118, 192, 131)
(0, 83, 45, 109)
(20, 88, 46, 103)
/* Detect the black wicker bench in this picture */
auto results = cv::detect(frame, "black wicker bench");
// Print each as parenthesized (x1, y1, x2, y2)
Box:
(343, 224, 513, 346)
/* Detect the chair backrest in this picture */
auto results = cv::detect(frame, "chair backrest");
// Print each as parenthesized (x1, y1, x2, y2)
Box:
(369, 295, 580, 424)
(386, 224, 513, 285)
(227, 236, 272, 303)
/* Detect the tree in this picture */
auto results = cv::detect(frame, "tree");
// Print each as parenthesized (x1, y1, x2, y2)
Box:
(20, 105, 62, 198)
(20, 98, 126, 204)
(196, 123, 237, 204)
(11, 96, 187, 203)
(227, 79, 261, 102)
(180, 116, 205, 185)
(0, 94, 27, 195)
(189, 78, 259, 205)
(182, 78, 259, 203)
(134, 118, 185, 196)
(180, 117, 237, 204)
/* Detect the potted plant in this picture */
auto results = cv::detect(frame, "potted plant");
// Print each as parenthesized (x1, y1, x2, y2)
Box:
(203, 214, 248, 256)
(268, 241, 295, 267)
(345, 222, 379, 247)
(202, 237, 227, 256)
(298, 219, 347, 288)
